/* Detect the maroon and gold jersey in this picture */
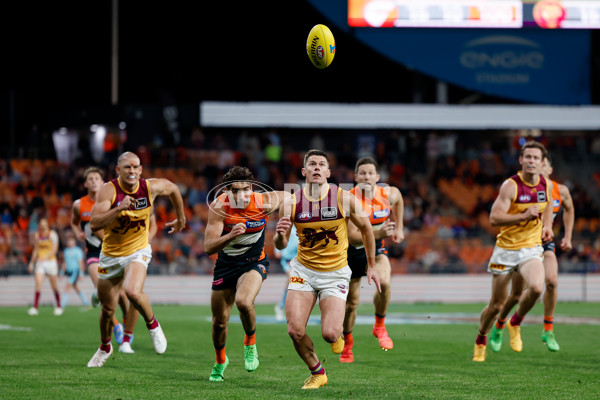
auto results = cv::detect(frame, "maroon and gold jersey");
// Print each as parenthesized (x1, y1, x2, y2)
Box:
(102, 178, 153, 257)
(292, 184, 348, 272)
(496, 172, 549, 250)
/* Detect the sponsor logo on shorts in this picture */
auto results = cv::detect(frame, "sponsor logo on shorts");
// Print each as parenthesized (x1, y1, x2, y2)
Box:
(337, 284, 347, 290)
(321, 207, 337, 220)
(289, 276, 305, 284)
(489, 263, 506, 271)
(98, 267, 108, 274)
(212, 278, 224, 286)
(257, 263, 267, 274)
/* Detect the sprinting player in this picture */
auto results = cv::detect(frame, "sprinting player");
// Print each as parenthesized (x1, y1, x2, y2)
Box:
(273, 224, 298, 321)
(204, 166, 289, 382)
(71, 166, 125, 343)
(60, 234, 90, 308)
(489, 153, 574, 353)
(274, 149, 381, 389)
(341, 157, 404, 363)
(472, 141, 553, 362)
(118, 212, 157, 354)
(86, 151, 186, 368)
(27, 218, 62, 316)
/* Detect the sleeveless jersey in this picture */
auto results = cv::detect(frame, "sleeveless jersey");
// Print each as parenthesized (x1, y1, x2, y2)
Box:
(292, 184, 348, 272)
(348, 185, 390, 250)
(496, 173, 548, 250)
(216, 192, 269, 266)
(36, 231, 58, 261)
(78, 194, 102, 253)
(102, 178, 153, 257)
(550, 179, 562, 219)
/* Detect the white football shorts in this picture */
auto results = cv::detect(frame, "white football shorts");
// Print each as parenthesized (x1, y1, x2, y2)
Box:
(287, 257, 351, 301)
(34, 259, 59, 276)
(98, 245, 152, 280)
(487, 244, 544, 275)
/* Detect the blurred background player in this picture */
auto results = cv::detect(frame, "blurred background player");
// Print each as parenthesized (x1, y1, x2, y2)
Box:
(274, 149, 380, 389)
(60, 234, 90, 309)
(489, 153, 574, 353)
(473, 141, 553, 362)
(341, 157, 405, 363)
(204, 166, 288, 382)
(273, 224, 298, 321)
(87, 152, 186, 368)
(71, 166, 125, 343)
(27, 218, 62, 316)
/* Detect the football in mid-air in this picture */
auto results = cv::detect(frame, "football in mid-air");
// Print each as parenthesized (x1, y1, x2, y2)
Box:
(306, 24, 335, 69)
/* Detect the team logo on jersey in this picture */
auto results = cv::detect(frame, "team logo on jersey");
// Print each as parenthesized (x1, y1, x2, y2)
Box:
(518, 194, 531, 202)
(321, 207, 337, 220)
(112, 215, 147, 235)
(297, 211, 312, 221)
(301, 227, 339, 247)
(134, 198, 148, 210)
(537, 191, 547, 202)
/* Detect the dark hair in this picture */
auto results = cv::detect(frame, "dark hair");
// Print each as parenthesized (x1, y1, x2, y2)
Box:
(83, 166, 104, 180)
(544, 152, 553, 167)
(303, 149, 329, 167)
(355, 157, 378, 173)
(520, 141, 548, 159)
(221, 166, 254, 187)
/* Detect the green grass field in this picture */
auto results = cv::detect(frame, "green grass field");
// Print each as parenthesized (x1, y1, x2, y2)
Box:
(1, 302, 598, 400)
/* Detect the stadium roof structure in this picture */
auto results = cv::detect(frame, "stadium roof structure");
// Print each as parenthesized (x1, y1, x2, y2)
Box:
(200, 101, 600, 130)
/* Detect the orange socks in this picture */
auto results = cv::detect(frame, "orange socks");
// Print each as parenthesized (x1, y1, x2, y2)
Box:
(495, 317, 507, 329)
(215, 346, 226, 364)
(374, 314, 386, 328)
(544, 316, 554, 331)
(244, 333, 256, 346)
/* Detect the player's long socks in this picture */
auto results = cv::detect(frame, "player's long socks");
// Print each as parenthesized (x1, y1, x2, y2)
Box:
(53, 290, 61, 307)
(123, 331, 134, 343)
(78, 291, 90, 306)
(215, 345, 226, 364)
(244, 330, 256, 346)
(495, 316, 507, 329)
(544, 316, 554, 331)
(476, 330, 486, 345)
(510, 312, 524, 326)
(309, 361, 325, 375)
(33, 292, 40, 309)
(100, 337, 111, 352)
(374, 314, 386, 329)
(146, 315, 159, 330)
(343, 331, 354, 345)
(61, 294, 70, 308)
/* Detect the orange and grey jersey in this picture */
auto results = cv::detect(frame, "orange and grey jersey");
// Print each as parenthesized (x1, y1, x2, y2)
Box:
(78, 195, 102, 253)
(496, 173, 549, 250)
(35, 231, 59, 261)
(348, 185, 389, 251)
(292, 184, 348, 272)
(102, 178, 153, 257)
(216, 192, 269, 266)
(550, 179, 562, 220)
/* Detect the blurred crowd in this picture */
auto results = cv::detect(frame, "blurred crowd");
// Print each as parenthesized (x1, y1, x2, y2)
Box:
(1, 126, 599, 277)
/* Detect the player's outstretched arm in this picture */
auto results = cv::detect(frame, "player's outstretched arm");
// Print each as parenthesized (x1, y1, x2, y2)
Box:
(274, 196, 293, 250)
(90, 183, 126, 232)
(559, 183, 575, 251)
(148, 178, 186, 233)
